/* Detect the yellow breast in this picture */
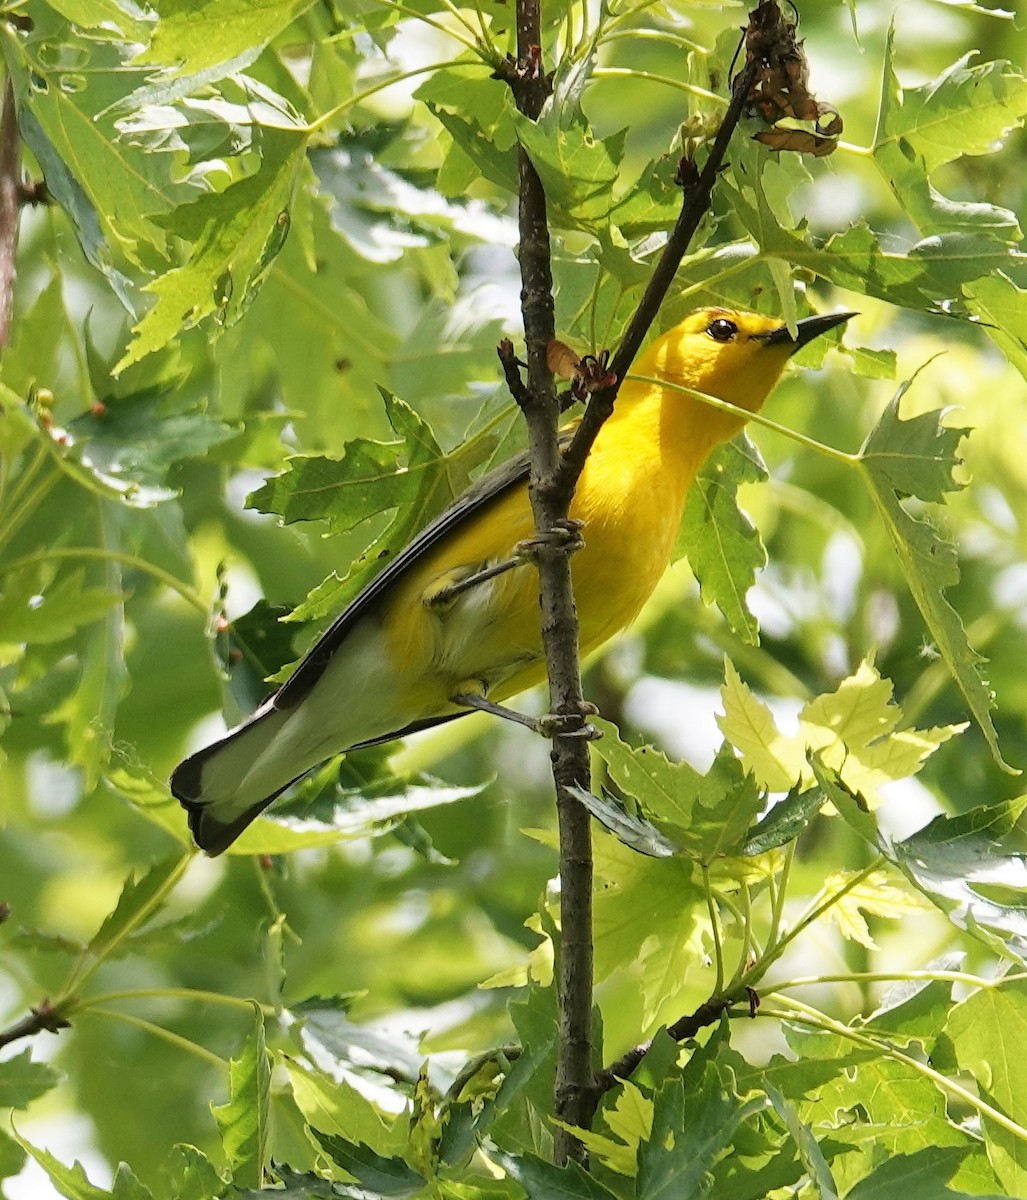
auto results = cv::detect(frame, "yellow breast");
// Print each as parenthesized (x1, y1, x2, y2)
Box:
(379, 373, 707, 713)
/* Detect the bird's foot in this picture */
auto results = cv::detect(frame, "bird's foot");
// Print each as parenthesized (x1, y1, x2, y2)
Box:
(514, 518, 585, 561)
(536, 702, 602, 740)
(450, 692, 601, 741)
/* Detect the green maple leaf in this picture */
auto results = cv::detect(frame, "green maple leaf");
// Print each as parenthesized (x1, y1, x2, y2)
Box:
(856, 384, 1012, 772)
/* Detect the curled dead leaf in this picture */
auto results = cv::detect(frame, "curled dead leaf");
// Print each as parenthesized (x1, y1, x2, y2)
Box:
(735, 1, 843, 157)
(548, 339, 582, 381)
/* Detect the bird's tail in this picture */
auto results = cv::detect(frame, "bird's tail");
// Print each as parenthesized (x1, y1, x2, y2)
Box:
(170, 705, 303, 856)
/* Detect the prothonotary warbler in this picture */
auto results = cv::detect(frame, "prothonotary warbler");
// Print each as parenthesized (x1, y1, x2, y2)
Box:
(172, 306, 853, 853)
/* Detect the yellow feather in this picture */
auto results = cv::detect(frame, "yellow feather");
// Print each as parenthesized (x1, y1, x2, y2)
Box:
(172, 306, 851, 853)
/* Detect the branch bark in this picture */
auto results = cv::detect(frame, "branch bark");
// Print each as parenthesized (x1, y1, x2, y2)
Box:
(0, 999, 71, 1051)
(501, 2, 766, 1164)
(0, 74, 22, 350)
(596, 994, 744, 1093)
(505, 1, 597, 1166)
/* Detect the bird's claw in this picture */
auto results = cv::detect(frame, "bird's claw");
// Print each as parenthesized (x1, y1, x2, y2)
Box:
(536, 703, 602, 740)
(515, 518, 586, 561)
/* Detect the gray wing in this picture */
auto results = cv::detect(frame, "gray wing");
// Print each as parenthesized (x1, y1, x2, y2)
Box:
(273, 439, 554, 710)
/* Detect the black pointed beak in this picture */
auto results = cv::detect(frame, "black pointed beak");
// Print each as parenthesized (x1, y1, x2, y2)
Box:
(759, 310, 858, 353)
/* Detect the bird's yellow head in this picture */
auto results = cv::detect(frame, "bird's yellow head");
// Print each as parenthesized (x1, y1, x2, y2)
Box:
(628, 305, 854, 453)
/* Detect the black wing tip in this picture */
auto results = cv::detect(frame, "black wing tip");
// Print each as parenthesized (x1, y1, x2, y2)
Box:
(176, 790, 265, 857)
(169, 746, 242, 856)
(189, 810, 247, 857)
(169, 755, 202, 804)
(171, 755, 307, 856)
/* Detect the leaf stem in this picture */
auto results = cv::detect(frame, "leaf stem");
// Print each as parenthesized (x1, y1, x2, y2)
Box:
(755, 858, 885, 978)
(771, 969, 1027, 993)
(599, 28, 705, 54)
(84, 1007, 227, 1070)
(360, 1, 489, 57)
(627, 373, 861, 466)
(0, 451, 57, 550)
(726, 884, 758, 990)
(76, 988, 279, 1017)
(469, 0, 494, 52)
(702, 865, 725, 994)
(591, 66, 723, 105)
(308, 57, 482, 132)
(766, 841, 795, 951)
(764, 994, 1027, 1146)
(599, 0, 666, 38)
(429, 0, 494, 50)
(0, 546, 209, 613)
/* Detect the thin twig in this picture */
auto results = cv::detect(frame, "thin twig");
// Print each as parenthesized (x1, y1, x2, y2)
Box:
(0, 74, 22, 349)
(556, 51, 761, 498)
(597, 995, 737, 1091)
(0, 999, 71, 1051)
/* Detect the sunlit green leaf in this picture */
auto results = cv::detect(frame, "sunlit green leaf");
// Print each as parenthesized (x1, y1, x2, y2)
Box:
(589, 718, 763, 862)
(3, 18, 176, 270)
(846, 1146, 1006, 1200)
(212, 1005, 271, 1191)
(0, 1130, 25, 1184)
(513, 62, 625, 235)
(157, 1145, 226, 1200)
(857, 387, 1007, 769)
(874, 33, 1027, 235)
(285, 1057, 398, 1156)
(135, 0, 318, 77)
(766, 1084, 839, 1200)
(0, 1050, 60, 1110)
(47, 507, 129, 787)
(676, 434, 768, 644)
(84, 852, 189, 964)
(0, 565, 123, 664)
(18, 1137, 150, 1200)
(638, 1063, 767, 1199)
(116, 129, 309, 371)
(859, 385, 969, 503)
(964, 272, 1027, 383)
(417, 66, 519, 195)
(945, 982, 1027, 1195)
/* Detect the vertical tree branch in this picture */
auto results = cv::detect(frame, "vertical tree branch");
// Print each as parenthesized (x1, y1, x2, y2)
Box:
(502, 0, 767, 1165)
(0, 75, 21, 350)
(507, 0, 597, 1165)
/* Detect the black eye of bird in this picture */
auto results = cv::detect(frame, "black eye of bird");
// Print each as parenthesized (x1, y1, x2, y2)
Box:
(707, 317, 738, 343)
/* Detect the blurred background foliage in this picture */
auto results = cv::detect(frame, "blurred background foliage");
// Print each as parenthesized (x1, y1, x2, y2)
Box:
(0, 0, 1026, 1196)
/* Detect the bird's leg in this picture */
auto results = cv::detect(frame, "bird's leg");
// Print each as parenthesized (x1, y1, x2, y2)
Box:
(425, 557, 522, 609)
(451, 687, 602, 741)
(425, 519, 586, 610)
(451, 689, 549, 733)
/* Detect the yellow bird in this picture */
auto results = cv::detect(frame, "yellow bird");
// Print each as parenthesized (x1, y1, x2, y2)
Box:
(172, 307, 852, 853)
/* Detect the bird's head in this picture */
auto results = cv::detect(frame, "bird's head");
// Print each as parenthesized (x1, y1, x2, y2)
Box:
(642, 306, 854, 409)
